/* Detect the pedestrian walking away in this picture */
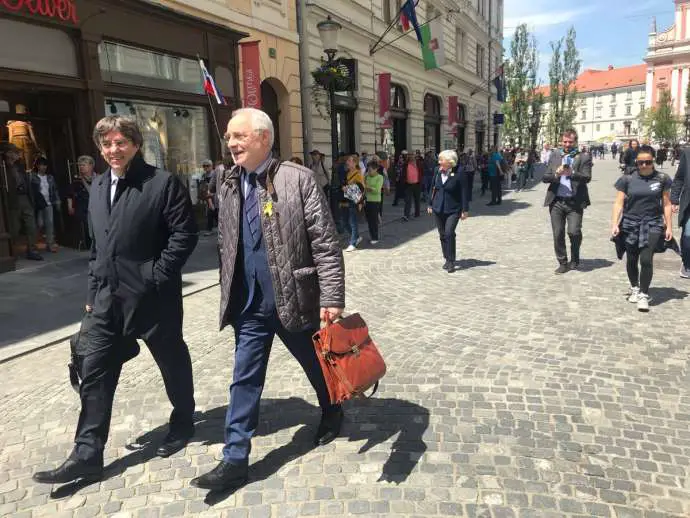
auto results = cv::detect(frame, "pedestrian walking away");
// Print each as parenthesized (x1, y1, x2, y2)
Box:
(190, 108, 346, 492)
(364, 160, 384, 243)
(542, 128, 592, 274)
(487, 147, 504, 206)
(402, 152, 423, 220)
(611, 146, 674, 312)
(671, 145, 690, 278)
(428, 150, 470, 274)
(32, 115, 199, 485)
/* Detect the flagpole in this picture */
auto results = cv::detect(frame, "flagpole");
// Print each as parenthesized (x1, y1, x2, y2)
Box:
(371, 8, 459, 56)
(197, 54, 226, 151)
(369, 0, 421, 56)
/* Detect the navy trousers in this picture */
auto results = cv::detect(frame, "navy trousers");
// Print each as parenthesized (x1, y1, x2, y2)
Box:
(223, 311, 335, 464)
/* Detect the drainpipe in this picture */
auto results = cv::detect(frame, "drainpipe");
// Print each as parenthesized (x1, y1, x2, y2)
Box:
(297, 0, 313, 161)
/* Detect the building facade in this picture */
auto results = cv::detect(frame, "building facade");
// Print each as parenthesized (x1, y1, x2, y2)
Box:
(645, 1, 690, 117)
(537, 65, 646, 145)
(162, 0, 304, 160)
(302, 0, 504, 167)
(0, 0, 246, 272)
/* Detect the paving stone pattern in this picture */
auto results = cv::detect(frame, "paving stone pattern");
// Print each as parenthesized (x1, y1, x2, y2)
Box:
(1, 159, 689, 517)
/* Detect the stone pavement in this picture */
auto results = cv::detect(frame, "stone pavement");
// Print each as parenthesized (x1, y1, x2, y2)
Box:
(1, 158, 690, 518)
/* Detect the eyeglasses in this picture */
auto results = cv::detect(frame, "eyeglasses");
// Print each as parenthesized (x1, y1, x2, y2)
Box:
(636, 160, 654, 166)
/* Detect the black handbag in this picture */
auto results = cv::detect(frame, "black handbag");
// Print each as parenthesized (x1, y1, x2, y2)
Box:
(68, 314, 141, 393)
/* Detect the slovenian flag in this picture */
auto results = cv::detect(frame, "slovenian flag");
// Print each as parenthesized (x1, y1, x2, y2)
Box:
(400, 0, 423, 44)
(199, 58, 226, 105)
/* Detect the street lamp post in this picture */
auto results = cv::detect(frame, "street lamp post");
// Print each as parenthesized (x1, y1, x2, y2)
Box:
(317, 16, 343, 175)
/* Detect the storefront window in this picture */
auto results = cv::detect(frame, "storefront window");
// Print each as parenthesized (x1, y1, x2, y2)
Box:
(424, 94, 441, 153)
(105, 98, 210, 179)
(99, 42, 203, 95)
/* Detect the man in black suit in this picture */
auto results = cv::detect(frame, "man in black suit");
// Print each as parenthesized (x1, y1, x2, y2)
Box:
(542, 128, 592, 274)
(33, 116, 199, 484)
(672, 147, 690, 278)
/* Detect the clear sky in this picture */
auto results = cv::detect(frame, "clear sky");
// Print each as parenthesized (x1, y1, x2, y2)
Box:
(503, 0, 676, 83)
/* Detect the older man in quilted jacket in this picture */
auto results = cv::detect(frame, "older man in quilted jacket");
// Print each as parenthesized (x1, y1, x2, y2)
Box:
(191, 108, 346, 491)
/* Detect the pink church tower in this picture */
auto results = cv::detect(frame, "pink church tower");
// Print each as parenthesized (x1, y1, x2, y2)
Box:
(645, 1, 690, 116)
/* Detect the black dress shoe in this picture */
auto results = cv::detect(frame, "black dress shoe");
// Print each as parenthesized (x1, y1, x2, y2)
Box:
(190, 460, 248, 491)
(314, 406, 344, 446)
(25, 251, 44, 261)
(567, 260, 580, 271)
(442, 260, 451, 270)
(33, 458, 103, 484)
(447, 263, 456, 273)
(554, 264, 569, 275)
(156, 429, 194, 458)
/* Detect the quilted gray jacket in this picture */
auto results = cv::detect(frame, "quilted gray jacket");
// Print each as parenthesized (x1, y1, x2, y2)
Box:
(217, 159, 345, 331)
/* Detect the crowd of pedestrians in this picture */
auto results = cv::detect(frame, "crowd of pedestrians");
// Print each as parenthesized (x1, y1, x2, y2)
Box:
(25, 107, 690, 492)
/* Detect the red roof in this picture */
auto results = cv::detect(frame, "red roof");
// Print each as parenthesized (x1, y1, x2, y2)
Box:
(535, 64, 647, 97)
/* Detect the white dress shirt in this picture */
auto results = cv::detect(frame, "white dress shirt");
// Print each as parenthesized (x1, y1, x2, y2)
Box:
(110, 172, 121, 204)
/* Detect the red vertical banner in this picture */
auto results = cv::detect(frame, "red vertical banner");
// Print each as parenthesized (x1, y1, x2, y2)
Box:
(448, 96, 458, 135)
(240, 41, 262, 109)
(377, 73, 392, 129)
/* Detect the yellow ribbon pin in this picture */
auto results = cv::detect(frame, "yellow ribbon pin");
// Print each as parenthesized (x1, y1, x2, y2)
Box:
(263, 200, 273, 217)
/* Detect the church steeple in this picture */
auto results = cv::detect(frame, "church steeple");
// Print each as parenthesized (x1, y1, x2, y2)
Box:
(650, 15, 657, 34)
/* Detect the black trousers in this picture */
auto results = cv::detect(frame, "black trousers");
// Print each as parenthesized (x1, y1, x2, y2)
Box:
(489, 176, 502, 204)
(434, 211, 460, 262)
(72, 310, 195, 464)
(206, 207, 218, 232)
(549, 200, 583, 265)
(480, 170, 489, 195)
(393, 182, 406, 205)
(365, 201, 381, 240)
(626, 232, 662, 294)
(404, 183, 421, 218)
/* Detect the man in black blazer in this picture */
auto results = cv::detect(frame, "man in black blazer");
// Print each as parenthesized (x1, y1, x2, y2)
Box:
(672, 147, 690, 278)
(33, 116, 199, 485)
(542, 128, 592, 274)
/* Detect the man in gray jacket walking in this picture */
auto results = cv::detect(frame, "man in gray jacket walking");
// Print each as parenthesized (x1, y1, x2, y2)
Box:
(191, 108, 346, 491)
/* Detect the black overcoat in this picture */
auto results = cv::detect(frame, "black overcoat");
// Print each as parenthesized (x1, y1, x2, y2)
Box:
(87, 155, 198, 340)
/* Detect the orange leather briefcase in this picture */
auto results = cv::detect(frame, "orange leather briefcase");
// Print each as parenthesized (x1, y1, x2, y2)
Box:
(312, 313, 386, 405)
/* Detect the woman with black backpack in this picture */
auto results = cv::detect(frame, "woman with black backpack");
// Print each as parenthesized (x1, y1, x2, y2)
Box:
(611, 145, 673, 312)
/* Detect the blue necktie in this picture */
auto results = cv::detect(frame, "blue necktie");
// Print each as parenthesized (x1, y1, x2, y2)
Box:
(245, 172, 261, 246)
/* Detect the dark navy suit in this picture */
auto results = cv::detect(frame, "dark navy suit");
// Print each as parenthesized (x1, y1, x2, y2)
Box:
(430, 165, 470, 263)
(223, 168, 332, 465)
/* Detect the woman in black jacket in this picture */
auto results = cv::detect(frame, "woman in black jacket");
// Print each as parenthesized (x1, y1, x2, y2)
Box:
(622, 139, 639, 175)
(427, 150, 470, 273)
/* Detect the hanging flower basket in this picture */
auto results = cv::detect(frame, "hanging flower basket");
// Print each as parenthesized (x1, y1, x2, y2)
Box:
(311, 62, 353, 92)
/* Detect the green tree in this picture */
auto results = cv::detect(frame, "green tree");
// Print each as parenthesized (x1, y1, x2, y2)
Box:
(545, 27, 581, 144)
(640, 89, 679, 143)
(503, 24, 543, 148)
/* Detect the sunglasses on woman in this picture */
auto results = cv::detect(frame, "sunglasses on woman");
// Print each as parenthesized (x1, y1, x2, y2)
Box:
(636, 160, 654, 166)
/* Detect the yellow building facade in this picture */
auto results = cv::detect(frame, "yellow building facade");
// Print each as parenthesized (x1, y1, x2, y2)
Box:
(155, 0, 304, 160)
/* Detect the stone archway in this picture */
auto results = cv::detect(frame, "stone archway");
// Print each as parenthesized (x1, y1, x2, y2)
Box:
(260, 78, 291, 160)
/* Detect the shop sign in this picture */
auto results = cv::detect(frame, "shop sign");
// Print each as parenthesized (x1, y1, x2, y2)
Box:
(0, 0, 79, 25)
(240, 41, 262, 109)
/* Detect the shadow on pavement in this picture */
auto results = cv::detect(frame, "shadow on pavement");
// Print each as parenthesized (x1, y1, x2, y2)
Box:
(649, 287, 689, 306)
(455, 258, 497, 270)
(576, 258, 615, 272)
(471, 199, 532, 217)
(51, 396, 429, 501)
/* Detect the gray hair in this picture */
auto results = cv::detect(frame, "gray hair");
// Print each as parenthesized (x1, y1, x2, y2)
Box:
(201, 159, 213, 167)
(93, 116, 143, 149)
(77, 155, 95, 167)
(231, 108, 275, 149)
(438, 150, 458, 167)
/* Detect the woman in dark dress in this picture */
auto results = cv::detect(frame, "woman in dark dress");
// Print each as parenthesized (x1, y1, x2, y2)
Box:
(427, 150, 470, 273)
(611, 145, 673, 312)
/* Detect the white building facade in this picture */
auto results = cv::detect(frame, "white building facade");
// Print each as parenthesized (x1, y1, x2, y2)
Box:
(302, 0, 504, 166)
(537, 65, 646, 145)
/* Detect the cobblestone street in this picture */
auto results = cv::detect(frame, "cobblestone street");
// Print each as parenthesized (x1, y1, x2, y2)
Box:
(1, 158, 689, 518)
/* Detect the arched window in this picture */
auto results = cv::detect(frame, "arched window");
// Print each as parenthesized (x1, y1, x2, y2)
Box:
(386, 83, 408, 159)
(391, 84, 407, 110)
(424, 93, 442, 153)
